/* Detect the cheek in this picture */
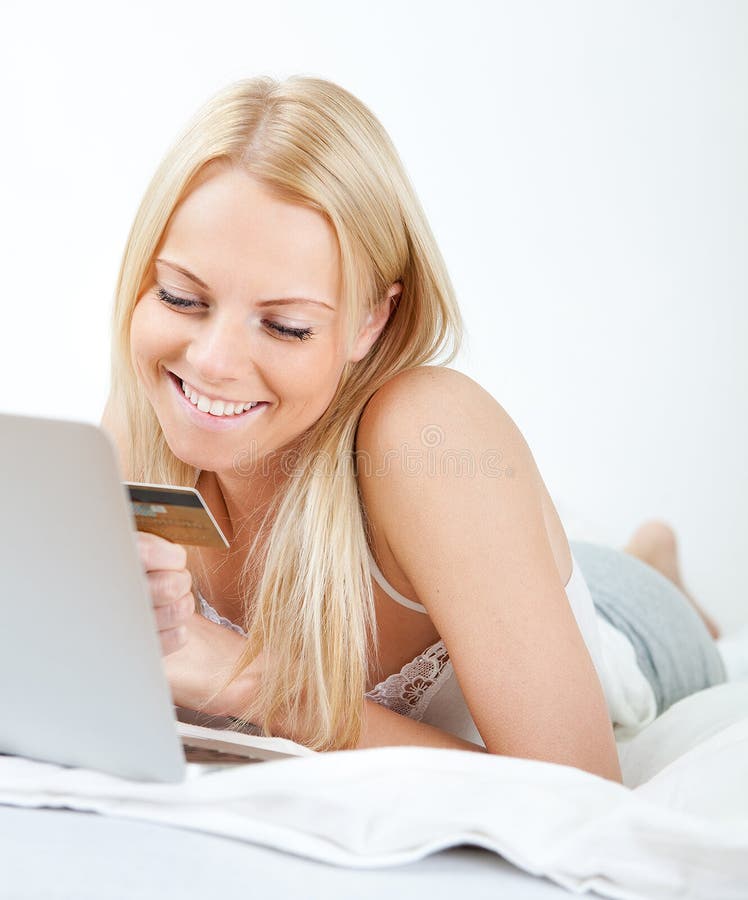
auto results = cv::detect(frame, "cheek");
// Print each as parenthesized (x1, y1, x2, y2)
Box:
(290, 343, 341, 389)
(129, 297, 166, 376)
(295, 346, 346, 406)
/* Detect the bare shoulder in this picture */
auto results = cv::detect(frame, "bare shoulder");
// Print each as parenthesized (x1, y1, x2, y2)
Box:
(361, 364, 491, 407)
(358, 365, 510, 437)
(356, 365, 532, 470)
(354, 363, 538, 567)
(355, 364, 573, 590)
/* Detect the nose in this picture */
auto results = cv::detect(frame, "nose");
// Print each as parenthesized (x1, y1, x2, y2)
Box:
(184, 313, 254, 388)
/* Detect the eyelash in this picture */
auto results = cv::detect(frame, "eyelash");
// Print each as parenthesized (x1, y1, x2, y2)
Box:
(155, 288, 315, 342)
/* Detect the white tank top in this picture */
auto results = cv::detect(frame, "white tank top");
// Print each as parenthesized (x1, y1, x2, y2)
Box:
(363, 546, 657, 742)
(197, 548, 658, 745)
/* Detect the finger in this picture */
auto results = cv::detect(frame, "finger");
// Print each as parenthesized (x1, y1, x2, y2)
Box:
(153, 593, 195, 631)
(147, 569, 193, 607)
(159, 624, 188, 656)
(136, 531, 188, 571)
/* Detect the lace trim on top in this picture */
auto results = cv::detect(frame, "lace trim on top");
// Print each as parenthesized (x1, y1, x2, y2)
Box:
(197, 589, 453, 722)
(364, 640, 452, 721)
(196, 589, 247, 637)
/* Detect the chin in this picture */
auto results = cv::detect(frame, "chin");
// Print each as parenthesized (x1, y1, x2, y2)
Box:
(156, 420, 209, 468)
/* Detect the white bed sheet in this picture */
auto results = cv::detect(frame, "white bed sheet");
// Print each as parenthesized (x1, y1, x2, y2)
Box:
(1, 681, 746, 900)
(0, 805, 574, 900)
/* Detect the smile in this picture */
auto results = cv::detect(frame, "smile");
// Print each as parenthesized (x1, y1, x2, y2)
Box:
(178, 375, 260, 416)
(166, 369, 268, 430)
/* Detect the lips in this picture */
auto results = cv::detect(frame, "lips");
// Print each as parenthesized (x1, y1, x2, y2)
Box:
(166, 368, 270, 432)
(167, 370, 262, 408)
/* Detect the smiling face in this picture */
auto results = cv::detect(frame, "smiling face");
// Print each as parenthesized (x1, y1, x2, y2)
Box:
(130, 160, 396, 503)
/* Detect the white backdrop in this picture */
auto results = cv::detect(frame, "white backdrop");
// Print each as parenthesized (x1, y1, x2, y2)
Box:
(2, 0, 746, 631)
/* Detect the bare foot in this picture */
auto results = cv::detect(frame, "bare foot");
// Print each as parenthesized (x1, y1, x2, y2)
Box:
(623, 519, 721, 640)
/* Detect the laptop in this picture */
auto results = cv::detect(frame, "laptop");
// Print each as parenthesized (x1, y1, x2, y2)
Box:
(0, 410, 304, 782)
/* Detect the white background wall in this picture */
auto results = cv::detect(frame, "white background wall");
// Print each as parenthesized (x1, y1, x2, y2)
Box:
(2, 0, 746, 631)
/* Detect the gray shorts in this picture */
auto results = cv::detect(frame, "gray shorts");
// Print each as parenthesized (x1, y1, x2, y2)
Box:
(569, 540, 727, 717)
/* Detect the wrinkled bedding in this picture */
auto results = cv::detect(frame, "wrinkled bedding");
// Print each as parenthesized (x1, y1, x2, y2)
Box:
(1, 681, 746, 900)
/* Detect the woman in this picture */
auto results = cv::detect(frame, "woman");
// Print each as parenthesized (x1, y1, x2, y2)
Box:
(100, 75, 726, 785)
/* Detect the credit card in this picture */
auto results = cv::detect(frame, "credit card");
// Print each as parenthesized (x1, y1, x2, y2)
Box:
(124, 481, 230, 550)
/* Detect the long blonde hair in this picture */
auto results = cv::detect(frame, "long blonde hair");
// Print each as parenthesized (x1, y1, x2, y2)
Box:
(108, 75, 464, 750)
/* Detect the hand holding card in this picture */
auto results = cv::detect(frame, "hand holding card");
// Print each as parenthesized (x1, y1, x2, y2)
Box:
(133, 528, 253, 715)
(124, 482, 229, 549)
(126, 481, 255, 710)
(134, 530, 195, 656)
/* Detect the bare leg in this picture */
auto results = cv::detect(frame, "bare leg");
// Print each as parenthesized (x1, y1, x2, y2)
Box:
(623, 519, 721, 640)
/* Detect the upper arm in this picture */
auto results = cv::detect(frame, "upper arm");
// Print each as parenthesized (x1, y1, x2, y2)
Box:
(356, 366, 622, 783)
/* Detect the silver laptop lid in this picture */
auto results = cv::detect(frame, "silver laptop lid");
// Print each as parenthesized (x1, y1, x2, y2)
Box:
(0, 411, 186, 782)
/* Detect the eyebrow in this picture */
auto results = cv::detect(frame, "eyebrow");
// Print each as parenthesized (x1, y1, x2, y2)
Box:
(154, 258, 335, 310)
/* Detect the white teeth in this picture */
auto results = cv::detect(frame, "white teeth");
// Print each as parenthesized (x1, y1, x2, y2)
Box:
(179, 378, 260, 417)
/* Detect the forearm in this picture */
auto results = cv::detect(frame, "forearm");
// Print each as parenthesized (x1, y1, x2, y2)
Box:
(221, 672, 486, 753)
(223, 682, 487, 753)
(356, 699, 488, 753)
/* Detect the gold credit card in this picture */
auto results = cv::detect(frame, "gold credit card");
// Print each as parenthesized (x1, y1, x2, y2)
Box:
(124, 481, 229, 550)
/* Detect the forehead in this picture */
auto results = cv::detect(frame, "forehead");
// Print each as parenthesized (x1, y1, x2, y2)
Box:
(159, 163, 341, 301)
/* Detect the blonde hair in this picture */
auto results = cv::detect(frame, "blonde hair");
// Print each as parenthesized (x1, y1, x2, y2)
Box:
(108, 75, 464, 750)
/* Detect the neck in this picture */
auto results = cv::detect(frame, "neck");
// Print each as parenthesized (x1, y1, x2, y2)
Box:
(197, 468, 282, 549)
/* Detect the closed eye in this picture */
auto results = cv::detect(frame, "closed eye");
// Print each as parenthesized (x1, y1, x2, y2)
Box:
(154, 287, 315, 341)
